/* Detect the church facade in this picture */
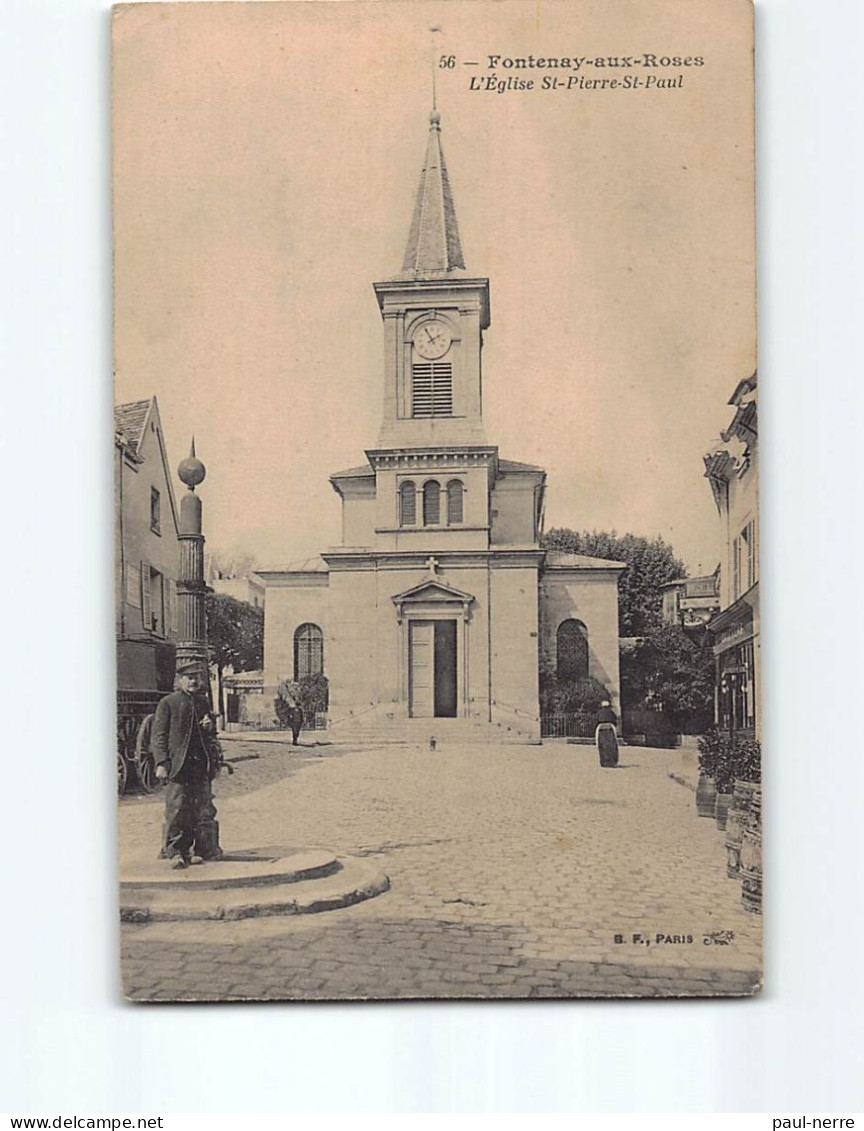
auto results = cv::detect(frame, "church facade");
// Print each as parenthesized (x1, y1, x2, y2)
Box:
(259, 112, 624, 742)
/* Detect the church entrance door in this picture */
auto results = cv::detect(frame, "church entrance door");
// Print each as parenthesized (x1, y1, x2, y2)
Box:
(433, 619, 458, 718)
(409, 619, 458, 718)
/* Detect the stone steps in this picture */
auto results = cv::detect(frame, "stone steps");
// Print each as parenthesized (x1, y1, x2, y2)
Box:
(120, 846, 390, 923)
(326, 718, 538, 745)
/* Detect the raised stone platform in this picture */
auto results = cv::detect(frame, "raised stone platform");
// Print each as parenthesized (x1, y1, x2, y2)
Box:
(325, 717, 540, 746)
(120, 846, 390, 924)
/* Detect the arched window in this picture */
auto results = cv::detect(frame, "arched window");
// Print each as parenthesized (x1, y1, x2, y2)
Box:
(446, 480, 464, 525)
(423, 480, 441, 525)
(294, 623, 324, 680)
(398, 481, 416, 526)
(557, 619, 589, 682)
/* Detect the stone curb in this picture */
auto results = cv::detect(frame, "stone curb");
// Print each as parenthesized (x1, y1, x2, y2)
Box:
(121, 849, 340, 891)
(120, 857, 390, 924)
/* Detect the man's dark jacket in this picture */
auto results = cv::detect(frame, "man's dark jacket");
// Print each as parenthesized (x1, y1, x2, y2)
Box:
(151, 690, 214, 781)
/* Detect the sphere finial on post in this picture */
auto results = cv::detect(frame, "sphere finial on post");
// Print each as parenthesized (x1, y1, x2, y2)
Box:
(178, 437, 206, 491)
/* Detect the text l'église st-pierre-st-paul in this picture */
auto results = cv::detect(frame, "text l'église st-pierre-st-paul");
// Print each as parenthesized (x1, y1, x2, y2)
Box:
(467, 53, 706, 93)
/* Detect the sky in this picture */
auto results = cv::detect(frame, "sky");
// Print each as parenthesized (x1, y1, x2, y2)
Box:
(113, 0, 755, 575)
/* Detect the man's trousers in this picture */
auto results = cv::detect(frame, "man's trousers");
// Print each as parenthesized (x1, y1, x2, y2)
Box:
(162, 774, 217, 860)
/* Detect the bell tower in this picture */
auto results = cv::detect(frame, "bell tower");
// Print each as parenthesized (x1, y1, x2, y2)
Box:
(373, 111, 491, 451)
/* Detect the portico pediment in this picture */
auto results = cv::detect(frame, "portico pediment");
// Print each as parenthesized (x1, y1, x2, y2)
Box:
(392, 577, 475, 623)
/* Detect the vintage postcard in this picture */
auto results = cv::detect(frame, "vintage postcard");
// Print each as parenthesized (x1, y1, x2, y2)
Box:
(114, 0, 760, 1001)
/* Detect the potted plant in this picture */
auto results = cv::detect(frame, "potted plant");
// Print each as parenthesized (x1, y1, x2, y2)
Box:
(696, 729, 721, 818)
(713, 737, 736, 831)
(724, 738, 761, 877)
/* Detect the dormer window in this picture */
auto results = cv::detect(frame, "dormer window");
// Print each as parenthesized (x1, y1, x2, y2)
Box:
(398, 481, 417, 526)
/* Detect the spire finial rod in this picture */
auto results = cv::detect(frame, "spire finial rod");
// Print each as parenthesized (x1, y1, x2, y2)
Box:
(429, 25, 442, 114)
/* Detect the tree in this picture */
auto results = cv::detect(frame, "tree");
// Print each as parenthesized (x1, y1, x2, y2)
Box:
(541, 528, 686, 637)
(621, 625, 715, 730)
(206, 547, 259, 581)
(275, 674, 329, 729)
(205, 591, 264, 722)
(539, 668, 610, 716)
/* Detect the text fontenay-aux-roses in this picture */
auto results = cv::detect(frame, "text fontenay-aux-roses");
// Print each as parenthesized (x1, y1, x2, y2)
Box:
(467, 53, 705, 94)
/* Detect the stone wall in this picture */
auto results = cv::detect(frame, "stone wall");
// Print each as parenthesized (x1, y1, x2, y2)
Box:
(262, 577, 330, 698)
(538, 570, 621, 714)
(489, 565, 541, 738)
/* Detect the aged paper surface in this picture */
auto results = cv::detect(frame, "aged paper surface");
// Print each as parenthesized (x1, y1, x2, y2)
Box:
(114, 0, 760, 1001)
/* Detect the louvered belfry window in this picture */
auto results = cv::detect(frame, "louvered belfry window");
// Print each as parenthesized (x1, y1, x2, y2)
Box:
(412, 361, 453, 418)
(447, 480, 464, 525)
(423, 481, 441, 525)
(398, 481, 417, 526)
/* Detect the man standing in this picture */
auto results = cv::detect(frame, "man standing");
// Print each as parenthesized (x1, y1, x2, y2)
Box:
(152, 661, 219, 869)
(280, 684, 305, 746)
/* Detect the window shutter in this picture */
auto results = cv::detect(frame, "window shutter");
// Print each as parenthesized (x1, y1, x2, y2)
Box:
(164, 579, 173, 635)
(398, 481, 416, 526)
(423, 481, 441, 525)
(447, 480, 464, 525)
(141, 561, 151, 631)
(412, 362, 453, 418)
(155, 571, 164, 636)
(126, 563, 140, 609)
(412, 363, 433, 417)
(433, 363, 453, 416)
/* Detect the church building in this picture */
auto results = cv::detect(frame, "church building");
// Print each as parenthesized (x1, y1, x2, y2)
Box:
(259, 111, 624, 742)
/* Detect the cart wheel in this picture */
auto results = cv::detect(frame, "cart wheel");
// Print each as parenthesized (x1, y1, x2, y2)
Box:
(135, 713, 158, 793)
(116, 717, 135, 795)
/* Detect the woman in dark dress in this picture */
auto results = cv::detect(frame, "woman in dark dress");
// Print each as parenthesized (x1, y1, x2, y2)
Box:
(595, 699, 619, 768)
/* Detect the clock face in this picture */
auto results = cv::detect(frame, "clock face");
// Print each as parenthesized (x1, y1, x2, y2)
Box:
(413, 320, 452, 360)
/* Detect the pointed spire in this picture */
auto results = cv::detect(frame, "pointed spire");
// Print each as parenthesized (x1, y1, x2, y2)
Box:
(400, 110, 466, 278)
(190, 436, 196, 459)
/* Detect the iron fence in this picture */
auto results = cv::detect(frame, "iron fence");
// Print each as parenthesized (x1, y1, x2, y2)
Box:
(540, 713, 600, 739)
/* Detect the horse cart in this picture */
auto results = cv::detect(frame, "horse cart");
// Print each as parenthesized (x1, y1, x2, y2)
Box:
(116, 638, 176, 794)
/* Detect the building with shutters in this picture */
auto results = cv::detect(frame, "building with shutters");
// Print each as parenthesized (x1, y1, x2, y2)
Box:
(704, 373, 760, 738)
(114, 396, 182, 692)
(259, 111, 624, 742)
(660, 570, 721, 633)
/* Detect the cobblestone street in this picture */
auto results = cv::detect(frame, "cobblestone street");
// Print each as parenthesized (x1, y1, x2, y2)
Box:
(120, 737, 761, 1001)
